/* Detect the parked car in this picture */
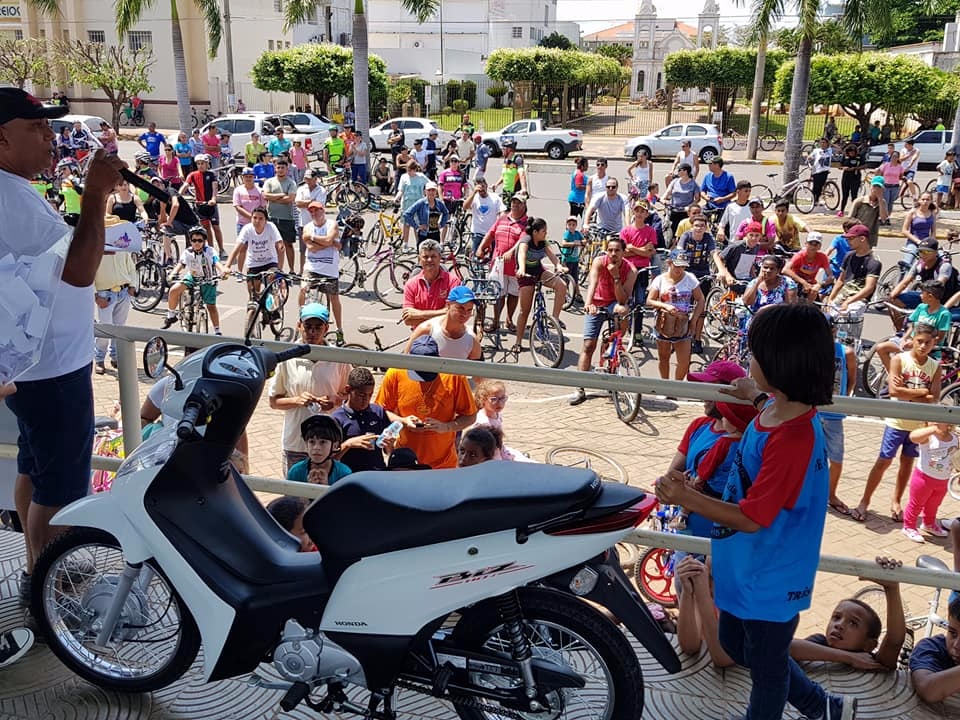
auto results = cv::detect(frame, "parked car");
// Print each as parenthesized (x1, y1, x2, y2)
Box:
(51, 114, 107, 148)
(479, 119, 583, 160)
(623, 123, 722, 163)
(200, 114, 326, 159)
(866, 129, 955, 168)
(368, 117, 454, 151)
(281, 111, 335, 136)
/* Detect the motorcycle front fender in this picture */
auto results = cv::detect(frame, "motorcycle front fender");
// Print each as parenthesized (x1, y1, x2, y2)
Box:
(52, 493, 153, 564)
(543, 549, 681, 675)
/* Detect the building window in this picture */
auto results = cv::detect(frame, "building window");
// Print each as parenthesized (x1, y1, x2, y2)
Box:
(656, 72, 662, 90)
(512, 26, 522, 39)
(636, 70, 645, 93)
(127, 30, 152, 52)
(268, 39, 275, 50)
(306, 6, 317, 24)
(544, 5, 549, 25)
(530, 27, 536, 40)
(639, 40, 649, 49)
(14, 28, 23, 40)
(273, 0, 283, 11)
(88, 30, 105, 43)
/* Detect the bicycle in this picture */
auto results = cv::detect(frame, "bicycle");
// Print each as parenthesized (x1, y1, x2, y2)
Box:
(876, 238, 959, 299)
(214, 160, 239, 196)
(525, 274, 566, 369)
(544, 446, 628, 483)
(175, 276, 217, 335)
(235, 270, 293, 341)
(701, 277, 746, 342)
(191, 107, 216, 129)
(335, 236, 417, 309)
(363, 195, 403, 255)
(711, 302, 753, 368)
(633, 503, 684, 609)
(443, 194, 472, 255)
(315, 165, 369, 211)
(119, 101, 145, 127)
(749, 165, 841, 214)
(595, 306, 642, 423)
(854, 554, 955, 669)
(131, 256, 167, 313)
(758, 134, 783, 152)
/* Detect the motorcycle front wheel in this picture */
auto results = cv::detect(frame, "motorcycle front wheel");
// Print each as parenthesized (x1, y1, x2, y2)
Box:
(450, 587, 644, 720)
(31, 527, 200, 693)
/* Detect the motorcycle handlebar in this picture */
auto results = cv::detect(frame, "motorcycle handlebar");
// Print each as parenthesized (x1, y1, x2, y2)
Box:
(274, 344, 312, 363)
(177, 402, 203, 440)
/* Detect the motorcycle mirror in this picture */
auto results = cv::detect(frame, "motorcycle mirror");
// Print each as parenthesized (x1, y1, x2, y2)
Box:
(143, 336, 184, 390)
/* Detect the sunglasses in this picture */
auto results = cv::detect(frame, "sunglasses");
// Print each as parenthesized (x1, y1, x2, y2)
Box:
(487, 395, 509, 403)
(189, 237, 206, 243)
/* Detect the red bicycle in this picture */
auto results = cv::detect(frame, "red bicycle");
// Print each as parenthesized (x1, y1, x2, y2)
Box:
(596, 306, 642, 423)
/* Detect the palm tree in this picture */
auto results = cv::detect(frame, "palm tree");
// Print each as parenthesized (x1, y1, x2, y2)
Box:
(27, 0, 222, 133)
(284, 0, 439, 138)
(780, 0, 819, 184)
(738, 0, 784, 162)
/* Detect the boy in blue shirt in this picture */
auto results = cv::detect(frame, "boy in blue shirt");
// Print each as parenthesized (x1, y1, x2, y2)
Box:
(827, 217, 857, 279)
(657, 304, 852, 720)
(560, 216, 585, 304)
(911, 596, 960, 703)
(287, 415, 352, 486)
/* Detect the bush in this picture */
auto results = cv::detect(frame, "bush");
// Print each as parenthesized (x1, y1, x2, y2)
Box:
(452, 98, 469, 115)
(441, 105, 454, 116)
(445, 80, 461, 104)
(462, 80, 477, 107)
(487, 83, 508, 109)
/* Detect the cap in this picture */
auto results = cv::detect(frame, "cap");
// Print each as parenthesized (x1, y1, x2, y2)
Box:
(424, 181, 439, 191)
(0, 88, 69, 125)
(870, 175, 885, 187)
(241, 167, 255, 175)
(806, 231, 823, 245)
(429, 129, 438, 135)
(567, 215, 580, 223)
(688, 359, 747, 384)
(408, 336, 440, 382)
(386, 447, 431, 470)
(300, 303, 330, 322)
(303, 168, 318, 179)
(194, 153, 211, 163)
(307, 200, 326, 210)
(744, 221, 764, 234)
(668, 249, 690, 266)
(748, 197, 764, 207)
(447, 286, 476, 304)
(449, 155, 461, 162)
(843, 224, 870, 239)
(918, 237, 939, 251)
(716, 401, 758, 433)
(512, 191, 529, 204)
(220, 130, 231, 136)
(328, 126, 339, 132)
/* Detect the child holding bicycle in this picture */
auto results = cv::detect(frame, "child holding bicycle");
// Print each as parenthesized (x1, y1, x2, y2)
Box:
(224, 206, 283, 299)
(911, 597, 960, 703)
(873, 280, 951, 374)
(560, 216, 585, 305)
(901, 421, 959, 543)
(162, 225, 222, 334)
(656, 303, 848, 720)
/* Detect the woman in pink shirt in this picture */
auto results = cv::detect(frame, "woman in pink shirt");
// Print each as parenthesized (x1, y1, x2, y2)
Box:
(158, 145, 182, 188)
(877, 151, 905, 223)
(232, 169, 265, 234)
(620, 200, 658, 305)
(477, 195, 528, 332)
(201, 127, 222, 167)
(289, 139, 307, 184)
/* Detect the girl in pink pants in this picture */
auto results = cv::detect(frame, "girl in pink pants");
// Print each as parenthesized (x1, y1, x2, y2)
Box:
(902, 422, 959, 543)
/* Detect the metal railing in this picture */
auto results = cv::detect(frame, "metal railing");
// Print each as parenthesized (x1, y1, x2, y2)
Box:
(3, 322, 960, 593)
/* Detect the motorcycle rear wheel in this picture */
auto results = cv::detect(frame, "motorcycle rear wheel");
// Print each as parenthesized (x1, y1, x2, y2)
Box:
(31, 527, 200, 693)
(450, 587, 644, 720)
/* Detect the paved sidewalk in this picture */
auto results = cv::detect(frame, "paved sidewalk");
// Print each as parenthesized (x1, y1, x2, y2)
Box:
(3, 367, 960, 717)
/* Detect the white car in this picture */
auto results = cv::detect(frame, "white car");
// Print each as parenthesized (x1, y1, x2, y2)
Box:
(866, 129, 955, 168)
(623, 123, 722, 163)
(50, 114, 107, 148)
(200, 114, 326, 158)
(368, 117, 453, 152)
(281, 111, 335, 137)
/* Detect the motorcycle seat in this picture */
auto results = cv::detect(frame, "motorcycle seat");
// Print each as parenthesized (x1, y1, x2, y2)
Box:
(304, 461, 602, 563)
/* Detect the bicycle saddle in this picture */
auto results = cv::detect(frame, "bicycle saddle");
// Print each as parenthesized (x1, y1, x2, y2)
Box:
(916, 555, 950, 573)
(358, 324, 384, 334)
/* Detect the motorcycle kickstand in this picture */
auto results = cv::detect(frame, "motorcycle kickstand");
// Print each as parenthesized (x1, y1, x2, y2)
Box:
(95, 562, 142, 646)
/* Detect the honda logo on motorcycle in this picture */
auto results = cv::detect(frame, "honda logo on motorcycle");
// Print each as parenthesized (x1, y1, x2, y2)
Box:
(431, 561, 533, 589)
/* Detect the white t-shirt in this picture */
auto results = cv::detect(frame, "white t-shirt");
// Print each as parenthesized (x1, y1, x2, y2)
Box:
(303, 219, 340, 277)
(295, 183, 327, 227)
(268, 356, 352, 453)
(650, 271, 699, 313)
(0, 168, 93, 380)
(469, 192, 505, 235)
(918, 432, 960, 480)
(182, 245, 218, 280)
(236, 221, 282, 269)
(587, 173, 608, 199)
(809, 147, 833, 176)
(937, 160, 954, 188)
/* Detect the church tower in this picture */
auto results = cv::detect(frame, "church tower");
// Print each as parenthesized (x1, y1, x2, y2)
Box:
(698, 0, 720, 48)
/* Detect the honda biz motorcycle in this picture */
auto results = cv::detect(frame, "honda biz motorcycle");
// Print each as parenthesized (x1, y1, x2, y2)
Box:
(30, 338, 679, 719)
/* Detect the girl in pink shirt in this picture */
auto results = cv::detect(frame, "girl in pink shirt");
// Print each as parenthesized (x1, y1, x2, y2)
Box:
(878, 152, 905, 220)
(289, 140, 307, 184)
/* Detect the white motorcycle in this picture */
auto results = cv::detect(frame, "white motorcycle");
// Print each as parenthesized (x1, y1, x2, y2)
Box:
(30, 338, 679, 719)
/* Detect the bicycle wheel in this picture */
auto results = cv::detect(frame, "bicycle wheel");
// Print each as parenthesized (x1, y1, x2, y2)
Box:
(800, 142, 814, 155)
(900, 183, 919, 211)
(364, 224, 384, 256)
(338, 255, 359, 294)
(216, 169, 232, 195)
(372, 261, 414, 309)
(861, 344, 887, 398)
(621, 307, 645, 353)
(702, 286, 729, 341)
(244, 303, 262, 341)
(793, 185, 815, 213)
(613, 351, 641, 423)
(337, 183, 370, 212)
(633, 547, 677, 608)
(197, 303, 209, 335)
(821, 180, 841, 211)
(721, 134, 736, 151)
(876, 266, 902, 299)
(750, 184, 774, 209)
(132, 260, 165, 312)
(178, 294, 195, 333)
(759, 134, 779, 152)
(940, 381, 960, 407)
(529, 313, 565, 368)
(544, 446, 628, 484)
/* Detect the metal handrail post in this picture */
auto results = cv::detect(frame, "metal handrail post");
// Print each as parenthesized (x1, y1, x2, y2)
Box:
(115, 338, 142, 454)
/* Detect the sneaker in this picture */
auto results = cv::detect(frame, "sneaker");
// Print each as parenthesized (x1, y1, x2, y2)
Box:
(335, 329, 345, 346)
(825, 695, 857, 720)
(0, 628, 34, 668)
(836, 211, 844, 217)
(690, 339, 704, 354)
(161, 313, 177, 329)
(17, 571, 30, 607)
(921, 522, 950, 537)
(568, 388, 587, 406)
(94, 362, 105, 375)
(109, 358, 118, 369)
(215, 330, 223, 336)
(902, 527, 925, 543)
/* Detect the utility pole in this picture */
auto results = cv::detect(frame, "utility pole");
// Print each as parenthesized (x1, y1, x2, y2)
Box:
(223, 0, 236, 106)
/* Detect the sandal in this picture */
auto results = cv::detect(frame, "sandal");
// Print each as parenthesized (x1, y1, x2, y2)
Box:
(891, 508, 904, 523)
(849, 506, 867, 522)
(509, 344, 525, 354)
(828, 500, 851, 516)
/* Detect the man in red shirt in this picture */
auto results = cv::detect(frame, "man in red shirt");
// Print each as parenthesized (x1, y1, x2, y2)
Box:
(180, 154, 226, 258)
(569, 236, 637, 406)
(784, 232, 832, 302)
(476, 194, 528, 332)
(401, 239, 460, 329)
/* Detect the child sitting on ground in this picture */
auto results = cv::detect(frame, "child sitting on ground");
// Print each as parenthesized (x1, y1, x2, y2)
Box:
(675, 555, 734, 667)
(902, 421, 959, 543)
(287, 415, 353, 486)
(266, 496, 314, 552)
(458, 426, 500, 467)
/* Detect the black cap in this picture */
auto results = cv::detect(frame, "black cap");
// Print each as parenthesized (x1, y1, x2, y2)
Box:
(0, 88, 69, 125)
(386, 447, 431, 470)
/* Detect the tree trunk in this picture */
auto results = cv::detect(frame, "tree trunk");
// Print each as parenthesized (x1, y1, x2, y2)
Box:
(170, 0, 192, 132)
(352, 0, 370, 137)
(746, 34, 767, 160)
(782, 35, 812, 184)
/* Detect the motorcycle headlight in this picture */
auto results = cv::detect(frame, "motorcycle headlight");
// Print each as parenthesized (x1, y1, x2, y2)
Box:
(114, 436, 177, 480)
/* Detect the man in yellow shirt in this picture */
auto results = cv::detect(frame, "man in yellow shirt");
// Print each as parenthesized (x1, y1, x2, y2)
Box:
(773, 199, 808, 252)
(674, 204, 703, 240)
(244, 132, 266, 167)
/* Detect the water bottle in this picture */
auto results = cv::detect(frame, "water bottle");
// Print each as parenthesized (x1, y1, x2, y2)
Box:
(306, 401, 322, 414)
(377, 420, 404, 448)
(837, 328, 848, 345)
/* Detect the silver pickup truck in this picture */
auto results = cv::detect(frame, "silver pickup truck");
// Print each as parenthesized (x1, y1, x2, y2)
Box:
(480, 119, 583, 160)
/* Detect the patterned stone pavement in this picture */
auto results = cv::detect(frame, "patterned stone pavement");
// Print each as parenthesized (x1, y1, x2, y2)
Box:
(4, 367, 960, 718)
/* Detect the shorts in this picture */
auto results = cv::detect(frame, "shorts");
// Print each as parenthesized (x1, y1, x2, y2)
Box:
(499, 274, 519, 297)
(195, 204, 220, 226)
(564, 260, 580, 287)
(246, 262, 278, 277)
(583, 301, 619, 340)
(896, 291, 922, 310)
(905, 170, 916, 181)
(183, 275, 218, 305)
(272, 217, 297, 244)
(879, 425, 920, 460)
(306, 272, 339, 296)
(518, 264, 543, 288)
(937, 184, 951, 194)
(6, 365, 94, 507)
(820, 416, 845, 464)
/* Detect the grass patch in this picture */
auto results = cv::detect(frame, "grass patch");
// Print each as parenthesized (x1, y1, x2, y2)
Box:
(429, 108, 533, 133)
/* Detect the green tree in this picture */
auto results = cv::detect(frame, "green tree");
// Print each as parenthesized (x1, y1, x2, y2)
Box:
(284, 0, 438, 136)
(845, 0, 957, 48)
(773, 19, 853, 55)
(596, 43, 632, 65)
(0, 38, 51, 90)
(539, 31, 575, 50)
(251, 43, 386, 116)
(56, 40, 155, 129)
(486, 83, 508, 109)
